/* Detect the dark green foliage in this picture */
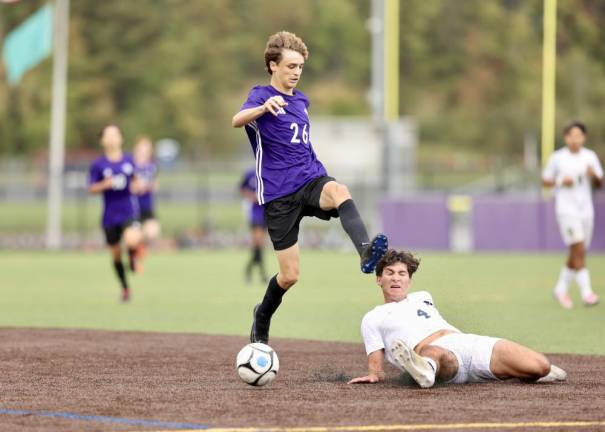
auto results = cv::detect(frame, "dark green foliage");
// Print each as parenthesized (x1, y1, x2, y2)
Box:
(1, 0, 605, 157)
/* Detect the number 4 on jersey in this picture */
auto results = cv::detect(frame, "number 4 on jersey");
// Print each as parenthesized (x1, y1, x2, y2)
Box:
(417, 309, 431, 319)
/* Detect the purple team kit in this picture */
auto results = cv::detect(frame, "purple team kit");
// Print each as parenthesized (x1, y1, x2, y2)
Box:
(135, 161, 158, 220)
(89, 153, 138, 242)
(241, 85, 327, 205)
(240, 168, 266, 227)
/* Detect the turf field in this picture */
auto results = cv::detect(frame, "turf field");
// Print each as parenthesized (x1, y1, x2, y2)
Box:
(1, 249, 604, 355)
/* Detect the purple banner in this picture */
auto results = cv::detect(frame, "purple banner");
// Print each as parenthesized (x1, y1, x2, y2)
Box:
(380, 194, 605, 251)
(473, 196, 605, 251)
(380, 197, 450, 250)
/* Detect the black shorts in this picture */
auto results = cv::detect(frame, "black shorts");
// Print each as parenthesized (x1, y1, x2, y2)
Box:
(139, 208, 156, 222)
(264, 175, 339, 250)
(103, 220, 137, 246)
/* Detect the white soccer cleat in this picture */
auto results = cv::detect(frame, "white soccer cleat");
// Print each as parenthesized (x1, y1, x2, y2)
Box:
(537, 364, 567, 383)
(582, 292, 599, 307)
(390, 339, 436, 388)
(553, 291, 573, 309)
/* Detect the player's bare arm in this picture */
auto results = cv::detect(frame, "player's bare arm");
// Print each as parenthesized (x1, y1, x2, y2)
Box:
(587, 165, 603, 188)
(348, 349, 386, 384)
(231, 96, 288, 127)
(89, 177, 114, 194)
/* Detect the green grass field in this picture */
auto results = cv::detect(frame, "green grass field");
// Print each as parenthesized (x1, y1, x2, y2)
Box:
(1, 249, 604, 354)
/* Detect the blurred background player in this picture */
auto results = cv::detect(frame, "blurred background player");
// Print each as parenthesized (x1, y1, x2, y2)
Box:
(232, 31, 388, 344)
(89, 124, 144, 302)
(348, 250, 566, 388)
(543, 122, 603, 309)
(133, 135, 161, 250)
(240, 168, 268, 284)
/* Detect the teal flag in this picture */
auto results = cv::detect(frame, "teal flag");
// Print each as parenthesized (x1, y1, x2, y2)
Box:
(2, 4, 53, 85)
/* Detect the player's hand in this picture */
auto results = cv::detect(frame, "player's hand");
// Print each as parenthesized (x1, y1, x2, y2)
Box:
(560, 176, 574, 187)
(347, 374, 382, 384)
(100, 176, 114, 190)
(587, 166, 596, 178)
(263, 96, 288, 116)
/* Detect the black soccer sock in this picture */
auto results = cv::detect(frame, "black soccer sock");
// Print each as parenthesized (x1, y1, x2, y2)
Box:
(113, 261, 128, 290)
(257, 275, 287, 320)
(337, 199, 370, 256)
(127, 248, 136, 272)
(253, 246, 262, 263)
(256, 248, 268, 281)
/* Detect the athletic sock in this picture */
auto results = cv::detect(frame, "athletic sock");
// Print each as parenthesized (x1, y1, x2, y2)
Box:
(113, 261, 128, 290)
(256, 248, 268, 282)
(575, 268, 593, 298)
(127, 248, 137, 272)
(257, 275, 287, 320)
(253, 246, 262, 263)
(337, 199, 370, 256)
(423, 357, 438, 374)
(554, 266, 574, 295)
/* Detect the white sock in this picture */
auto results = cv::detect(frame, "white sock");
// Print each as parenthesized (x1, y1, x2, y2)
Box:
(423, 357, 437, 374)
(575, 268, 593, 298)
(554, 266, 575, 296)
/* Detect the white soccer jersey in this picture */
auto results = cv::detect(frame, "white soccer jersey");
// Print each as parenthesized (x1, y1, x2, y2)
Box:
(542, 147, 604, 218)
(361, 291, 460, 366)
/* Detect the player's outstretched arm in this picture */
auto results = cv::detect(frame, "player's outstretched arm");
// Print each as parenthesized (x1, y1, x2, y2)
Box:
(348, 349, 385, 384)
(88, 177, 113, 194)
(231, 96, 288, 128)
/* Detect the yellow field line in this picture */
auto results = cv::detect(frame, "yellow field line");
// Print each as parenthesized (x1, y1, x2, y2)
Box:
(149, 420, 605, 432)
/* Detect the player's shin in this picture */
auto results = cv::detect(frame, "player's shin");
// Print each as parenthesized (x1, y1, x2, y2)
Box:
(257, 275, 287, 320)
(337, 199, 370, 255)
(113, 260, 128, 290)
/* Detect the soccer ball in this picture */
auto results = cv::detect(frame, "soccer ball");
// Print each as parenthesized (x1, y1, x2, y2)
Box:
(236, 343, 279, 386)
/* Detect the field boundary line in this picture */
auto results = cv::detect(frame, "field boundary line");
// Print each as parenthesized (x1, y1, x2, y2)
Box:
(150, 420, 605, 432)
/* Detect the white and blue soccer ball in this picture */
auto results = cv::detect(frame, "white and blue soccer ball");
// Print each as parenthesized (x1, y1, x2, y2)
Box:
(236, 343, 279, 386)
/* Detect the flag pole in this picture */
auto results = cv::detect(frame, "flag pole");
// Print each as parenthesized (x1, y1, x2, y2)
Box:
(541, 0, 557, 168)
(46, 0, 69, 249)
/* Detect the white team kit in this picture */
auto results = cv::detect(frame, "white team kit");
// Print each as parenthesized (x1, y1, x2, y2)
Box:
(361, 291, 501, 384)
(542, 147, 604, 247)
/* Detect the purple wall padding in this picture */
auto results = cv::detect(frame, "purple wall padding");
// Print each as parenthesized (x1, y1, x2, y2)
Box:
(380, 197, 449, 250)
(472, 195, 605, 251)
(381, 194, 605, 251)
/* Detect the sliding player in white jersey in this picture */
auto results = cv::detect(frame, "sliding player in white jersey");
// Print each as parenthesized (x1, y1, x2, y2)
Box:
(348, 250, 566, 388)
(543, 122, 603, 309)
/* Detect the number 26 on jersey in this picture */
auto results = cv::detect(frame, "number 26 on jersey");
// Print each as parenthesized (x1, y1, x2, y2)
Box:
(290, 123, 309, 145)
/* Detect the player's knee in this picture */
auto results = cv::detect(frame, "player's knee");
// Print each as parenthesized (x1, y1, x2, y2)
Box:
(124, 227, 142, 247)
(532, 355, 551, 378)
(144, 221, 160, 241)
(279, 269, 299, 288)
(335, 183, 351, 200)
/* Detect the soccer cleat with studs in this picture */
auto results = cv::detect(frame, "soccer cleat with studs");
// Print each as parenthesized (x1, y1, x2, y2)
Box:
(360, 233, 389, 274)
(390, 339, 436, 388)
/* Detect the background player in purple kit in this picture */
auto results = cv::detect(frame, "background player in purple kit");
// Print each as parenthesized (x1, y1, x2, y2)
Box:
(240, 168, 268, 284)
(232, 31, 389, 344)
(133, 135, 161, 251)
(89, 124, 143, 302)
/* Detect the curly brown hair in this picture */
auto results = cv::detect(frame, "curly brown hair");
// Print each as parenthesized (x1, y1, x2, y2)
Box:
(375, 249, 421, 277)
(264, 31, 309, 75)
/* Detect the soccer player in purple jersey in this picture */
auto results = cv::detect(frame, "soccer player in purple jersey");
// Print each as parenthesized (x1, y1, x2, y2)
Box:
(240, 168, 268, 284)
(133, 135, 161, 248)
(232, 31, 388, 343)
(89, 124, 143, 302)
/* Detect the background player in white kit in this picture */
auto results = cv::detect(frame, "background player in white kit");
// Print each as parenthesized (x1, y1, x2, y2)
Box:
(348, 250, 566, 388)
(543, 122, 603, 309)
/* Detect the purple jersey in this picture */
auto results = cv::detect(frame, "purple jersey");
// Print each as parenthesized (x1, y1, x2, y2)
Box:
(135, 161, 157, 212)
(240, 85, 327, 205)
(240, 168, 265, 226)
(89, 153, 137, 227)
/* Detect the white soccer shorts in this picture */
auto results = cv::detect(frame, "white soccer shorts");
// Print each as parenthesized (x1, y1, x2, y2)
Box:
(429, 333, 501, 384)
(556, 214, 593, 248)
